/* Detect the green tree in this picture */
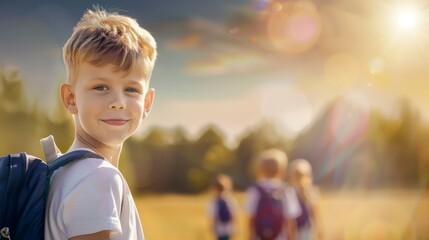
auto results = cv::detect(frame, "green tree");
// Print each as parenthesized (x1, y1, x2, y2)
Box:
(0, 69, 36, 155)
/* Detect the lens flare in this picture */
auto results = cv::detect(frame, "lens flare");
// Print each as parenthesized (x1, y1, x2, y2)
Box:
(266, 0, 321, 53)
(368, 57, 384, 75)
(329, 90, 370, 146)
(314, 91, 370, 183)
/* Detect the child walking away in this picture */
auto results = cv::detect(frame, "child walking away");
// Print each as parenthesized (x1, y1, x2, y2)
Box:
(208, 174, 239, 240)
(244, 148, 301, 240)
(289, 159, 323, 240)
(44, 6, 157, 240)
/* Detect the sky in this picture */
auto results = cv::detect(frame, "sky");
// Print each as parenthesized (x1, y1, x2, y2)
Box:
(1, 0, 429, 146)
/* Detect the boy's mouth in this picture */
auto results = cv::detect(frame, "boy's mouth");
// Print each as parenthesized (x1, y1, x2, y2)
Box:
(101, 119, 130, 126)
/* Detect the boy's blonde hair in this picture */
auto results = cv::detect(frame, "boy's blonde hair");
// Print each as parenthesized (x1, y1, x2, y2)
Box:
(63, 7, 157, 84)
(255, 148, 288, 178)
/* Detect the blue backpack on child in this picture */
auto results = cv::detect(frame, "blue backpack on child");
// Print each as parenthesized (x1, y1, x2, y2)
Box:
(0, 136, 102, 240)
(216, 197, 232, 223)
(295, 190, 310, 228)
(252, 184, 285, 240)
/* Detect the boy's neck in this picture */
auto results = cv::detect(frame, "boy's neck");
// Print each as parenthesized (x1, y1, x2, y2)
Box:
(69, 139, 122, 167)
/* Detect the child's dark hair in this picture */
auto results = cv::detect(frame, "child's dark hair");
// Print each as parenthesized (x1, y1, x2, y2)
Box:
(211, 174, 232, 192)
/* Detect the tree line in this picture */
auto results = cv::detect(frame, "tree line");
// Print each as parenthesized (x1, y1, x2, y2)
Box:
(1, 68, 428, 194)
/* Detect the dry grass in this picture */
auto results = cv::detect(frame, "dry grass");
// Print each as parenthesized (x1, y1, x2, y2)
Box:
(136, 189, 429, 240)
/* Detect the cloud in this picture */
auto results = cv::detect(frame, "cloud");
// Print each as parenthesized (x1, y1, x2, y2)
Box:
(184, 52, 267, 76)
(165, 32, 205, 50)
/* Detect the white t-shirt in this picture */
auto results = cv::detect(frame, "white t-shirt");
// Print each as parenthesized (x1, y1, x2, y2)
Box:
(207, 194, 239, 237)
(244, 179, 301, 240)
(45, 149, 144, 240)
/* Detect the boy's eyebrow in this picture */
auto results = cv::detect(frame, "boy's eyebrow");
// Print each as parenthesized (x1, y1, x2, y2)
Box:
(128, 78, 145, 84)
(88, 76, 109, 81)
(88, 76, 145, 85)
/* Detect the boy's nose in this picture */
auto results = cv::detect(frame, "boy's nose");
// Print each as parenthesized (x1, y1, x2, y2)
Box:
(109, 102, 126, 110)
(109, 94, 126, 110)
(109, 102, 125, 110)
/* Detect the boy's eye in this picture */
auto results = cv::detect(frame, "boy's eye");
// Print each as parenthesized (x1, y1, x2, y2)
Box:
(125, 87, 141, 94)
(93, 85, 108, 91)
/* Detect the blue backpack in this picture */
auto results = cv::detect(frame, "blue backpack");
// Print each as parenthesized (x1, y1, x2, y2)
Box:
(252, 184, 285, 240)
(216, 196, 232, 223)
(295, 190, 311, 228)
(0, 150, 102, 240)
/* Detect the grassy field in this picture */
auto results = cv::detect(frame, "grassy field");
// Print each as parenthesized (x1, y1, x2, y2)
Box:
(136, 189, 429, 240)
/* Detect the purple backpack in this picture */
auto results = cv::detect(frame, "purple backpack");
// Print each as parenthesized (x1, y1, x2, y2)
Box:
(252, 184, 285, 240)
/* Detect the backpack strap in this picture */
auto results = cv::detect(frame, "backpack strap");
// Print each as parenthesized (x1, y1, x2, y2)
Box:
(40, 135, 62, 163)
(40, 135, 105, 175)
(47, 150, 104, 176)
(253, 183, 286, 211)
(253, 184, 269, 199)
(44, 150, 104, 202)
(253, 183, 285, 195)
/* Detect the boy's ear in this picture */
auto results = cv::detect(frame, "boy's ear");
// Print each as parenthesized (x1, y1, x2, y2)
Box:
(143, 88, 155, 119)
(60, 83, 78, 114)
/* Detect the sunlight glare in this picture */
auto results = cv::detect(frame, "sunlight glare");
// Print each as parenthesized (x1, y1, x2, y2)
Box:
(393, 5, 421, 32)
(397, 11, 417, 30)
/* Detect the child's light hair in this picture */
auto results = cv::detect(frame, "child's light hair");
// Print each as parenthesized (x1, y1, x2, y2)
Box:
(255, 148, 288, 178)
(63, 7, 157, 84)
(290, 158, 312, 176)
(289, 158, 313, 187)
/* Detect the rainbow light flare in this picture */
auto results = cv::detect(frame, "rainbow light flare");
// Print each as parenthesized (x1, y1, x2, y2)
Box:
(314, 92, 370, 184)
(265, 0, 322, 53)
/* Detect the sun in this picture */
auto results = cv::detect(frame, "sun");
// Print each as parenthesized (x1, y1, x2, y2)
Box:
(392, 5, 421, 32)
(383, 3, 426, 46)
(376, 1, 429, 74)
(396, 10, 419, 30)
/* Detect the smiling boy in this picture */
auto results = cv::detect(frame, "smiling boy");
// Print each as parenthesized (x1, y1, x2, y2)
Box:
(45, 7, 156, 240)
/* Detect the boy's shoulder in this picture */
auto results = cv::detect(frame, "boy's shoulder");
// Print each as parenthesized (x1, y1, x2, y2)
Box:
(254, 178, 285, 190)
(51, 155, 123, 192)
(56, 155, 118, 175)
(249, 180, 299, 204)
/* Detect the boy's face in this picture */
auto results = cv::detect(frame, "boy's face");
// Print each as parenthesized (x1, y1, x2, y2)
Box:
(62, 61, 154, 147)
